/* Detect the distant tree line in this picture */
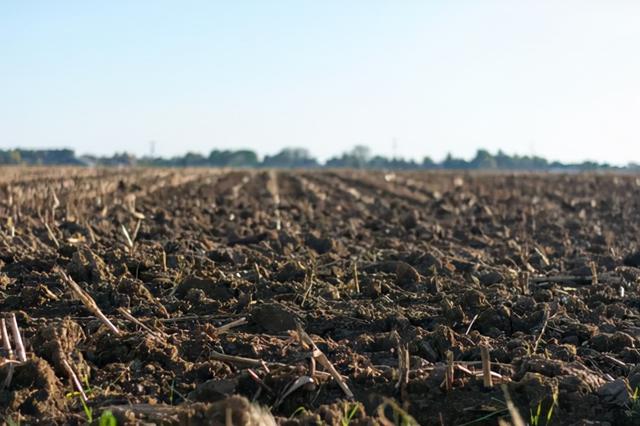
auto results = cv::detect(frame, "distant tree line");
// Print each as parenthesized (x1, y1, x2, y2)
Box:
(0, 149, 82, 165)
(0, 147, 637, 171)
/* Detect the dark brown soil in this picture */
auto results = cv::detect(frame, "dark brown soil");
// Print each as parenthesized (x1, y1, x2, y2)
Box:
(1, 167, 640, 425)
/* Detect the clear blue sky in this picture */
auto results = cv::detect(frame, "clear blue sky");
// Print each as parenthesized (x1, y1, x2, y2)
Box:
(2, 1, 640, 164)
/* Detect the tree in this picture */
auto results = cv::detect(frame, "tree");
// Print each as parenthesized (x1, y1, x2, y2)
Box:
(471, 149, 497, 169)
(442, 153, 469, 169)
(262, 148, 318, 168)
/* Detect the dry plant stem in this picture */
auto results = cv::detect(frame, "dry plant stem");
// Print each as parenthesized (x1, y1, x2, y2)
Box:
(59, 270, 121, 335)
(7, 217, 15, 238)
(309, 356, 316, 379)
(131, 218, 142, 242)
(61, 358, 88, 403)
(296, 324, 354, 399)
(533, 306, 550, 353)
(215, 317, 248, 334)
(84, 221, 97, 243)
(1, 318, 15, 389)
(602, 354, 627, 368)
(396, 344, 410, 403)
(121, 225, 134, 249)
(50, 187, 60, 220)
(158, 314, 244, 323)
(446, 350, 454, 391)
(44, 222, 60, 249)
(247, 369, 274, 394)
(300, 265, 315, 307)
(267, 170, 282, 231)
(7, 314, 26, 362)
(590, 261, 598, 285)
(209, 350, 267, 367)
(352, 262, 360, 293)
(456, 364, 474, 376)
(117, 308, 167, 340)
(0, 318, 12, 359)
(481, 346, 492, 388)
(501, 384, 526, 426)
(41, 285, 60, 301)
(465, 314, 479, 335)
(161, 248, 167, 272)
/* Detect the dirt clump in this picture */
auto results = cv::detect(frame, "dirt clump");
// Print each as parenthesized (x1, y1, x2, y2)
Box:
(249, 302, 300, 333)
(67, 247, 111, 283)
(1, 357, 68, 418)
(31, 318, 89, 378)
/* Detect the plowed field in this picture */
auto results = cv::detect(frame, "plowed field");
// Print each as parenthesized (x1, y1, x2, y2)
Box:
(2, 168, 640, 425)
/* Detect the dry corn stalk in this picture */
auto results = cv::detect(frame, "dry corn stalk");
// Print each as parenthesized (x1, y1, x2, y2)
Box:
(59, 270, 121, 335)
(481, 345, 492, 388)
(296, 323, 354, 399)
(117, 308, 167, 340)
(7, 314, 26, 362)
(61, 358, 88, 403)
(121, 225, 134, 249)
(445, 350, 454, 391)
(209, 350, 266, 367)
(50, 187, 60, 219)
(131, 219, 142, 242)
(124, 194, 145, 220)
(44, 222, 60, 249)
(1, 318, 12, 359)
(215, 317, 247, 334)
(396, 342, 409, 403)
(0, 321, 15, 389)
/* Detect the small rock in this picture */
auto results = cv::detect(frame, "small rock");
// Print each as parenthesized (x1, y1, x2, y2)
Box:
(590, 332, 635, 352)
(189, 378, 238, 402)
(305, 232, 334, 254)
(597, 379, 630, 406)
(451, 259, 478, 274)
(623, 251, 640, 268)
(476, 306, 511, 334)
(461, 289, 489, 310)
(479, 271, 504, 285)
(395, 262, 421, 287)
(401, 210, 420, 229)
(175, 275, 233, 300)
(67, 247, 110, 283)
(274, 262, 306, 282)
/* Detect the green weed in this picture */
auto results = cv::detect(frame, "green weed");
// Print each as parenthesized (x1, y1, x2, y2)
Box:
(6, 416, 20, 426)
(79, 397, 93, 423)
(99, 410, 118, 426)
(625, 386, 640, 420)
(341, 403, 360, 426)
(64, 375, 94, 422)
(530, 389, 558, 426)
(376, 398, 418, 426)
(289, 406, 307, 418)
